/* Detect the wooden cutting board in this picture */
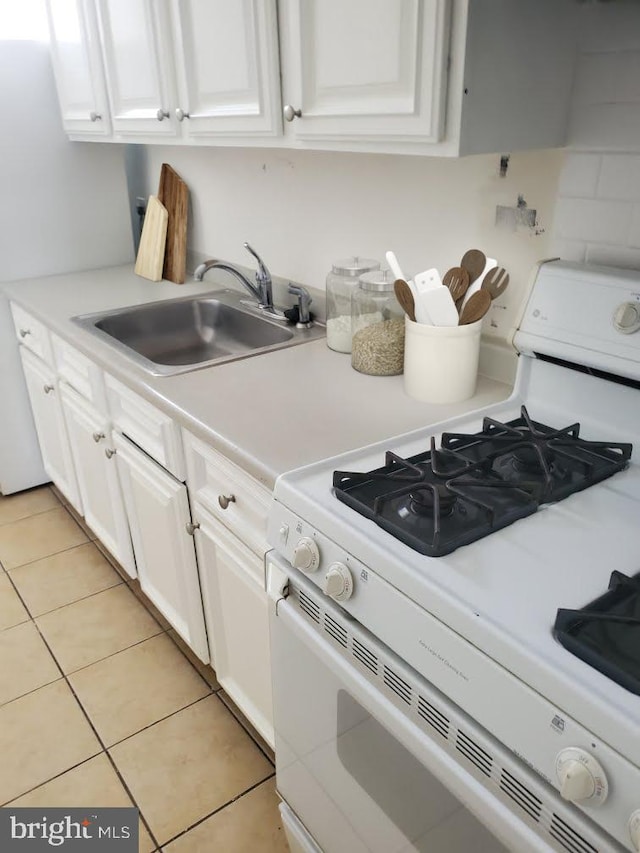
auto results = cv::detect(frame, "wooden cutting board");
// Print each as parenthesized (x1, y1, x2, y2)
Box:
(157, 163, 188, 284)
(134, 195, 168, 282)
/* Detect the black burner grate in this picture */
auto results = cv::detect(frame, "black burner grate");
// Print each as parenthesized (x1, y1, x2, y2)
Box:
(554, 572, 640, 695)
(333, 406, 632, 557)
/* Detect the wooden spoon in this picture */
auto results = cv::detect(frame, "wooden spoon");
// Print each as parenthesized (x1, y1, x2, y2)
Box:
(460, 249, 486, 286)
(393, 278, 415, 322)
(481, 267, 510, 300)
(458, 289, 491, 325)
(442, 267, 470, 303)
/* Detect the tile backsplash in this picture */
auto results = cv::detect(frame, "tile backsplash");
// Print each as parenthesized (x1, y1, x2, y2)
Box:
(551, 4, 640, 270)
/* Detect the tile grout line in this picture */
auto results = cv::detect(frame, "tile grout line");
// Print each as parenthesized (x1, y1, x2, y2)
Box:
(156, 771, 277, 850)
(4, 576, 125, 622)
(0, 535, 93, 574)
(213, 691, 275, 768)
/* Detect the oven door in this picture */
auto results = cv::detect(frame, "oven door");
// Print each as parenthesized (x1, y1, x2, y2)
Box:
(268, 558, 555, 853)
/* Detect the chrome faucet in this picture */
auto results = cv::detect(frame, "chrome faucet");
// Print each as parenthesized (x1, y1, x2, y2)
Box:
(194, 243, 279, 316)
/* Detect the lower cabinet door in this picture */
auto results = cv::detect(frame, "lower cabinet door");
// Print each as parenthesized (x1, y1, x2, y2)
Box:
(59, 383, 136, 578)
(113, 432, 209, 663)
(193, 502, 274, 748)
(19, 346, 83, 513)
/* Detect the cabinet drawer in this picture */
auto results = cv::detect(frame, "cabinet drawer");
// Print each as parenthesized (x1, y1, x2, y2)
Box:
(105, 374, 184, 480)
(52, 333, 107, 412)
(10, 303, 53, 364)
(183, 431, 271, 559)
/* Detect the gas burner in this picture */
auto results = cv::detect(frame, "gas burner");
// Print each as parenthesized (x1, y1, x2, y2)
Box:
(408, 484, 457, 518)
(333, 406, 632, 556)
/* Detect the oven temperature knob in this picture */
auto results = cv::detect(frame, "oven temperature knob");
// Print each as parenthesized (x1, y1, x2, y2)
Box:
(629, 810, 640, 852)
(613, 301, 640, 334)
(555, 748, 608, 806)
(292, 537, 320, 573)
(323, 563, 353, 601)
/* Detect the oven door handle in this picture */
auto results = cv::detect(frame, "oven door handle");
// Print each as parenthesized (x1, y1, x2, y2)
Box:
(274, 597, 552, 853)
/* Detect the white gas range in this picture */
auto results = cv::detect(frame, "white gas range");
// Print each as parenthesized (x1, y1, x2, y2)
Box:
(266, 261, 640, 853)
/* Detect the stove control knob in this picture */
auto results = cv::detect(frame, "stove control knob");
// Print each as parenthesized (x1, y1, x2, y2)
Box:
(629, 810, 640, 852)
(555, 748, 608, 806)
(292, 537, 320, 573)
(613, 301, 640, 334)
(323, 563, 353, 601)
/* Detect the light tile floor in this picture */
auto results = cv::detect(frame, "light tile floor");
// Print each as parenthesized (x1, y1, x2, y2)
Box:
(0, 485, 289, 852)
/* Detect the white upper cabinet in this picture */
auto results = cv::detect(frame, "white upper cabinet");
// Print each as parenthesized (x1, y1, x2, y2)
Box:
(278, 0, 449, 147)
(170, 0, 281, 139)
(278, 0, 577, 156)
(46, 0, 111, 137)
(95, 0, 178, 138)
(47, 0, 577, 154)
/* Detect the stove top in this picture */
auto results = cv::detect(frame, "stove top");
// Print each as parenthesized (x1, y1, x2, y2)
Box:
(333, 405, 632, 556)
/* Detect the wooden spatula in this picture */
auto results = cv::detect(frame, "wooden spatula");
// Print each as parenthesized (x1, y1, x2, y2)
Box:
(394, 279, 415, 322)
(442, 267, 470, 303)
(460, 249, 486, 286)
(459, 289, 491, 325)
(481, 267, 510, 299)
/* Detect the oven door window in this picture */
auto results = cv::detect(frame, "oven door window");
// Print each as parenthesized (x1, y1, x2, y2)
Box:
(272, 600, 507, 853)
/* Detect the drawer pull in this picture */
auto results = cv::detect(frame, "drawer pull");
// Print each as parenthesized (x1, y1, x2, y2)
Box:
(19, 328, 31, 338)
(218, 494, 236, 510)
(185, 521, 200, 535)
(105, 448, 116, 459)
(43, 384, 55, 394)
(92, 431, 105, 443)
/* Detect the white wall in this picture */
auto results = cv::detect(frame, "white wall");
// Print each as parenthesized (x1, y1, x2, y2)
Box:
(551, 3, 640, 270)
(141, 145, 564, 343)
(0, 40, 133, 282)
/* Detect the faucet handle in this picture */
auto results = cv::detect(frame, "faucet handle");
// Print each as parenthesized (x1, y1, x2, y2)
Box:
(243, 242, 271, 285)
(288, 283, 313, 326)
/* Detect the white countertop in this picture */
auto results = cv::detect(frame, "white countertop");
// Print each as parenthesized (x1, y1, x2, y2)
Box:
(3, 264, 513, 488)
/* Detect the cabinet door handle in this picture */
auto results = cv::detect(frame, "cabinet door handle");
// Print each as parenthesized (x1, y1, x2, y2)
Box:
(19, 328, 31, 338)
(89, 111, 102, 122)
(175, 108, 190, 122)
(43, 384, 55, 394)
(156, 108, 170, 121)
(185, 521, 200, 535)
(283, 104, 302, 122)
(92, 431, 105, 443)
(218, 494, 236, 510)
(105, 448, 116, 459)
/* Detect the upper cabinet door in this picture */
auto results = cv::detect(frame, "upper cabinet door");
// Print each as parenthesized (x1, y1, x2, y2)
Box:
(46, 0, 111, 137)
(279, 0, 450, 145)
(170, 0, 282, 138)
(96, 0, 178, 137)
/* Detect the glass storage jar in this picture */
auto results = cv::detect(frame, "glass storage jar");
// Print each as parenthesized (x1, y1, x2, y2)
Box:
(326, 256, 379, 353)
(351, 269, 405, 376)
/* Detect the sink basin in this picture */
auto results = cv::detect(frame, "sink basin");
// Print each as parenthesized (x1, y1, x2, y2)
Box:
(72, 290, 324, 375)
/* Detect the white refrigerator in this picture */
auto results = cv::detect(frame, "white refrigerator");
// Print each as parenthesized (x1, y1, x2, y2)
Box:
(0, 39, 134, 494)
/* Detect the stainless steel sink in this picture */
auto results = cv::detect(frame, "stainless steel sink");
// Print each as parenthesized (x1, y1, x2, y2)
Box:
(72, 289, 325, 375)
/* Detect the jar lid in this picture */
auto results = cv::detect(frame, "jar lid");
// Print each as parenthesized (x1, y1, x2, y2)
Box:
(358, 269, 394, 291)
(331, 256, 379, 277)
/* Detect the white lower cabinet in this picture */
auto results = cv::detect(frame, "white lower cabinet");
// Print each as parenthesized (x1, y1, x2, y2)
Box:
(19, 347, 82, 514)
(59, 383, 136, 578)
(113, 431, 209, 663)
(193, 503, 274, 748)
